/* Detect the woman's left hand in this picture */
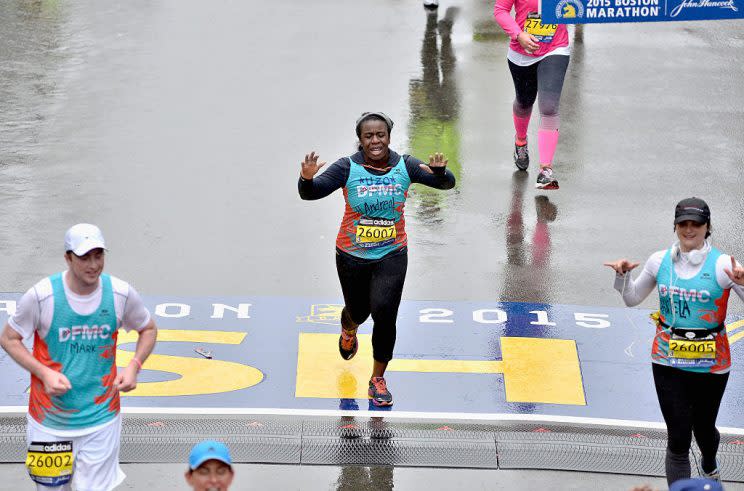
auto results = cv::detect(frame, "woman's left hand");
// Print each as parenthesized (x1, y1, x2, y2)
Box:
(419, 152, 448, 174)
(724, 255, 744, 286)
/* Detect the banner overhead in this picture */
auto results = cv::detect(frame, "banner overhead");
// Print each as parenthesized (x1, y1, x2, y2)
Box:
(541, 0, 742, 24)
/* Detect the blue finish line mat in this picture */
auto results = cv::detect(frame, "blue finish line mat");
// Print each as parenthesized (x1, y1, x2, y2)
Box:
(0, 295, 742, 429)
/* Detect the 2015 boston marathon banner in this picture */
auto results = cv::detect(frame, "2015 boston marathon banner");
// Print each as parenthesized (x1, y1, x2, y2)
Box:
(0, 295, 742, 429)
(540, 0, 742, 24)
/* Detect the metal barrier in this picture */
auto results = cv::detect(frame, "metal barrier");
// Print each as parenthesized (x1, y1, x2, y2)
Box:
(1, 414, 742, 481)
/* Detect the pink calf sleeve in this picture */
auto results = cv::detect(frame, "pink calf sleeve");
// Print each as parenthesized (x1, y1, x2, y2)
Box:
(538, 129, 559, 167)
(512, 113, 531, 141)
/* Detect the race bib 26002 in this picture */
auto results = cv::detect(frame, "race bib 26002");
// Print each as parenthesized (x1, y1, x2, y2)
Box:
(26, 441, 74, 487)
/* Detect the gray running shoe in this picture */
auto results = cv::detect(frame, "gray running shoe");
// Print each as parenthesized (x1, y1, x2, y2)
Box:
(699, 458, 722, 484)
(513, 141, 529, 171)
(368, 377, 393, 407)
(536, 167, 559, 190)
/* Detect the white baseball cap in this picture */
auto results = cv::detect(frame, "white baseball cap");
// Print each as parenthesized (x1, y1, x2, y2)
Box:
(64, 223, 107, 256)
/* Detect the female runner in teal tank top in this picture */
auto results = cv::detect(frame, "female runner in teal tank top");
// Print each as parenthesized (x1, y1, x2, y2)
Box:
(298, 112, 456, 406)
(604, 198, 744, 486)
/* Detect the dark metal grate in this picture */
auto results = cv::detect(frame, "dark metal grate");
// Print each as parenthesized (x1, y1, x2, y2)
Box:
(0, 414, 742, 481)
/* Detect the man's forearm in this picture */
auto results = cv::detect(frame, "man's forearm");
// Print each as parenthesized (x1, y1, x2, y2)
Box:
(132, 322, 157, 366)
(1, 330, 48, 379)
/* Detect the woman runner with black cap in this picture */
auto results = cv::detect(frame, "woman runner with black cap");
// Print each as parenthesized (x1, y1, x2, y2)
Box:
(297, 112, 455, 406)
(604, 197, 744, 486)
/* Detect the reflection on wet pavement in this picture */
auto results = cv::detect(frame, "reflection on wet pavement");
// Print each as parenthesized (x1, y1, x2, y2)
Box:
(500, 171, 558, 303)
(334, 416, 395, 490)
(336, 465, 394, 491)
(407, 6, 461, 225)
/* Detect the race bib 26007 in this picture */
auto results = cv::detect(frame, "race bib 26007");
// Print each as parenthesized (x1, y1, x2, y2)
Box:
(355, 218, 396, 248)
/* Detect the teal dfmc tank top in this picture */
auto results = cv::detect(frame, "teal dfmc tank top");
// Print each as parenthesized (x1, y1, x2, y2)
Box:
(336, 156, 412, 260)
(653, 247, 732, 373)
(29, 273, 120, 429)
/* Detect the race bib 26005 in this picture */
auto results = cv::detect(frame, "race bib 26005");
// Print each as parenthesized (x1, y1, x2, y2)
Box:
(669, 338, 716, 368)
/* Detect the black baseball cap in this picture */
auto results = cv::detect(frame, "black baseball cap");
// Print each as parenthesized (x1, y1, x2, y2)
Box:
(674, 197, 710, 224)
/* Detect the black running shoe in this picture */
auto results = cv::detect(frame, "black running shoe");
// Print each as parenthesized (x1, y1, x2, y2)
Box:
(514, 140, 529, 171)
(338, 329, 358, 360)
(535, 167, 559, 190)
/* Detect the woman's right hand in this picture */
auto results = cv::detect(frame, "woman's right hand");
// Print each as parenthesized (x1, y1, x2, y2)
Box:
(516, 32, 540, 54)
(603, 259, 640, 275)
(300, 151, 326, 180)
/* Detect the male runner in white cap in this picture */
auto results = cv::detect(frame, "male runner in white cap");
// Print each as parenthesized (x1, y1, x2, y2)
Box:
(0, 223, 158, 491)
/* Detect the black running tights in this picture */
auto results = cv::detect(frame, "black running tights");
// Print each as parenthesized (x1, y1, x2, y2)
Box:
(652, 363, 729, 485)
(508, 54, 570, 131)
(335, 249, 408, 363)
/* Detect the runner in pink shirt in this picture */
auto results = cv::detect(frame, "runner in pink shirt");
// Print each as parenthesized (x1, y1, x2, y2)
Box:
(494, 0, 570, 189)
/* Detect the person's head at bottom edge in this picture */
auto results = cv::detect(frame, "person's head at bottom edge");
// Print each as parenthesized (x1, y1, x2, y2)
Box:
(669, 477, 723, 491)
(185, 440, 234, 491)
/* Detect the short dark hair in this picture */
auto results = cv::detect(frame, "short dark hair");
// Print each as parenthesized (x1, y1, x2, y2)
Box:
(674, 220, 712, 238)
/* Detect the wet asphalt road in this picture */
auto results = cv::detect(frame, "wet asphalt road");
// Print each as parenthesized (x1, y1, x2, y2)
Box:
(2, 0, 744, 489)
(1, 0, 743, 310)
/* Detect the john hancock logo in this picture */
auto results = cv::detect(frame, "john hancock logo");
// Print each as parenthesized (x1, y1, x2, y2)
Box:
(669, 0, 738, 17)
(555, 0, 586, 18)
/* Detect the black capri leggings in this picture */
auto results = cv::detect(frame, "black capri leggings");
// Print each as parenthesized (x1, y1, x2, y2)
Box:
(508, 55, 570, 129)
(335, 249, 408, 363)
(652, 363, 730, 485)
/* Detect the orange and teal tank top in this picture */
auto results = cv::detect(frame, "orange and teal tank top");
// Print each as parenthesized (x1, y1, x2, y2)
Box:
(336, 156, 412, 260)
(29, 273, 120, 429)
(653, 247, 731, 373)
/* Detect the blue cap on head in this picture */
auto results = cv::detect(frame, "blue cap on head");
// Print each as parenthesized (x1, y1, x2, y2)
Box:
(188, 440, 232, 470)
(669, 478, 723, 491)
